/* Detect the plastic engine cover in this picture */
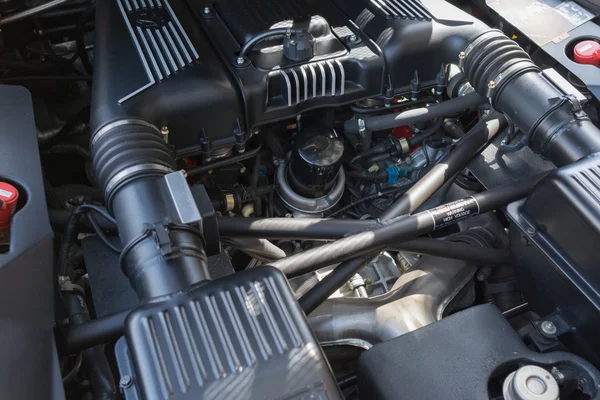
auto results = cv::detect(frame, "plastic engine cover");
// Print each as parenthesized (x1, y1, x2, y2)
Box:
(116, 266, 341, 400)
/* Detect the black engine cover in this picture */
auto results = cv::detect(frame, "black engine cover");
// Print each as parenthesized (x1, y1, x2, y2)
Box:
(91, 0, 487, 156)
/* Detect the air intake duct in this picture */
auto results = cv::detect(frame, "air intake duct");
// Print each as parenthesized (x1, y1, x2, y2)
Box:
(460, 30, 600, 166)
(91, 120, 209, 300)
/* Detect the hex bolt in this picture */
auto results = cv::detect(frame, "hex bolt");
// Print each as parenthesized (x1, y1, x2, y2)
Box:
(236, 56, 245, 65)
(458, 51, 466, 59)
(540, 320, 557, 336)
(203, 6, 211, 14)
(526, 227, 536, 236)
(488, 80, 496, 90)
(348, 34, 358, 43)
(120, 375, 133, 388)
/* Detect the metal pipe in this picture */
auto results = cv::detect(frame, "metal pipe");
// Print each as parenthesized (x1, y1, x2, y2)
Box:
(389, 238, 510, 264)
(379, 111, 507, 220)
(270, 175, 541, 278)
(344, 92, 487, 134)
(305, 231, 494, 341)
(1, 0, 74, 25)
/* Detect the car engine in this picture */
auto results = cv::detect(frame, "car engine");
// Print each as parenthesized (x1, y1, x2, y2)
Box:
(2, 0, 600, 398)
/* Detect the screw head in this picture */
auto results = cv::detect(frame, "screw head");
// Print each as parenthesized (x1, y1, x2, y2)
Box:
(348, 34, 358, 43)
(540, 320, 557, 335)
(120, 375, 133, 388)
(458, 51, 466, 59)
(526, 227, 536, 236)
(203, 6, 211, 14)
(236, 56, 245, 65)
(488, 80, 496, 89)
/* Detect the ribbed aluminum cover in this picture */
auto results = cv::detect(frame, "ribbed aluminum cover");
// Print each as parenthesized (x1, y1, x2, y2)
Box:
(116, 266, 340, 400)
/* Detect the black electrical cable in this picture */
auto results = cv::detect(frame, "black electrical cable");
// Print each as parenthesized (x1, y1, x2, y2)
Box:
(62, 352, 83, 384)
(239, 28, 299, 60)
(86, 214, 121, 253)
(76, 2, 95, 74)
(58, 205, 117, 278)
(328, 183, 414, 218)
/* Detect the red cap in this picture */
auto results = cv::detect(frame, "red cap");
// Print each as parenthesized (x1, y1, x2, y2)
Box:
(573, 40, 600, 67)
(0, 182, 19, 231)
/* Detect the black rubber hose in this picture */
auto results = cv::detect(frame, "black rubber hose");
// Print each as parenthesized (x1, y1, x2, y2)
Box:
(91, 121, 209, 300)
(443, 119, 465, 139)
(461, 29, 600, 166)
(379, 111, 507, 220)
(269, 174, 541, 278)
(239, 28, 300, 59)
(264, 130, 285, 159)
(186, 145, 263, 176)
(298, 255, 374, 314)
(408, 118, 444, 147)
(63, 292, 117, 399)
(349, 97, 436, 115)
(66, 308, 130, 353)
(251, 153, 262, 217)
(344, 92, 487, 134)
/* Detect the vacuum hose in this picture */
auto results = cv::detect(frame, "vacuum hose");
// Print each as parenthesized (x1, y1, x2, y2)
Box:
(460, 30, 600, 166)
(90, 120, 209, 300)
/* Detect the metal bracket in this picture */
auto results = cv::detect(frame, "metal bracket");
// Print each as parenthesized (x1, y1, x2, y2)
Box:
(152, 222, 173, 256)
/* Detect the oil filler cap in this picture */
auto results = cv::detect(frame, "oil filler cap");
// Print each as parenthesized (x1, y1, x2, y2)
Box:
(573, 40, 600, 67)
(0, 182, 19, 231)
(503, 365, 559, 400)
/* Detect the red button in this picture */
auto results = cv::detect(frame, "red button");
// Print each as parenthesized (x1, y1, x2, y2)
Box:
(573, 40, 600, 67)
(0, 182, 19, 231)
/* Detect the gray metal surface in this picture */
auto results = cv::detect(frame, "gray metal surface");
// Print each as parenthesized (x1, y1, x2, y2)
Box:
(307, 252, 478, 345)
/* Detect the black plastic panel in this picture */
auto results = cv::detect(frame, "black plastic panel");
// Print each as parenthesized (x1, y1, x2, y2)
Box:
(190, 0, 385, 128)
(542, 20, 600, 101)
(116, 266, 341, 399)
(358, 304, 600, 399)
(0, 85, 61, 399)
(508, 155, 600, 365)
(91, 0, 244, 154)
(331, 0, 489, 94)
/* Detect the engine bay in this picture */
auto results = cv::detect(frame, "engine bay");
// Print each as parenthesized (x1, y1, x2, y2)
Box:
(1, 0, 600, 398)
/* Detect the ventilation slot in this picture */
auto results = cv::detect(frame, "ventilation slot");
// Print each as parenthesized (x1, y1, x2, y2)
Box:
(116, 0, 200, 102)
(279, 60, 346, 107)
(369, 0, 433, 20)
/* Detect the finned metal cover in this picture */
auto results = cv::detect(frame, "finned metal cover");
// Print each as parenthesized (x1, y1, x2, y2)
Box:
(116, 0, 200, 103)
(116, 267, 341, 400)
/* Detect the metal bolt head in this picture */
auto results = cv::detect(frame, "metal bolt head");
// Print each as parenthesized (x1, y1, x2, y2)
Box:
(203, 6, 211, 14)
(458, 51, 466, 60)
(348, 34, 358, 42)
(526, 227, 536, 236)
(488, 80, 496, 89)
(236, 56, 245, 65)
(540, 320, 557, 335)
(120, 375, 133, 388)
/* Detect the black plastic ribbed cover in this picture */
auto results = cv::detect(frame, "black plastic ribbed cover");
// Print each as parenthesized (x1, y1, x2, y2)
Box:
(116, 266, 341, 400)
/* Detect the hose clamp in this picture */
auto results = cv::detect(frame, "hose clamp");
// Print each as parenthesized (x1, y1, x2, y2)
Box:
(105, 163, 174, 198)
(358, 119, 366, 135)
(92, 119, 160, 146)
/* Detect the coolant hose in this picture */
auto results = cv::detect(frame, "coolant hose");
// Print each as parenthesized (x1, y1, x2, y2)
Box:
(460, 30, 600, 166)
(344, 91, 487, 134)
(90, 120, 209, 300)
